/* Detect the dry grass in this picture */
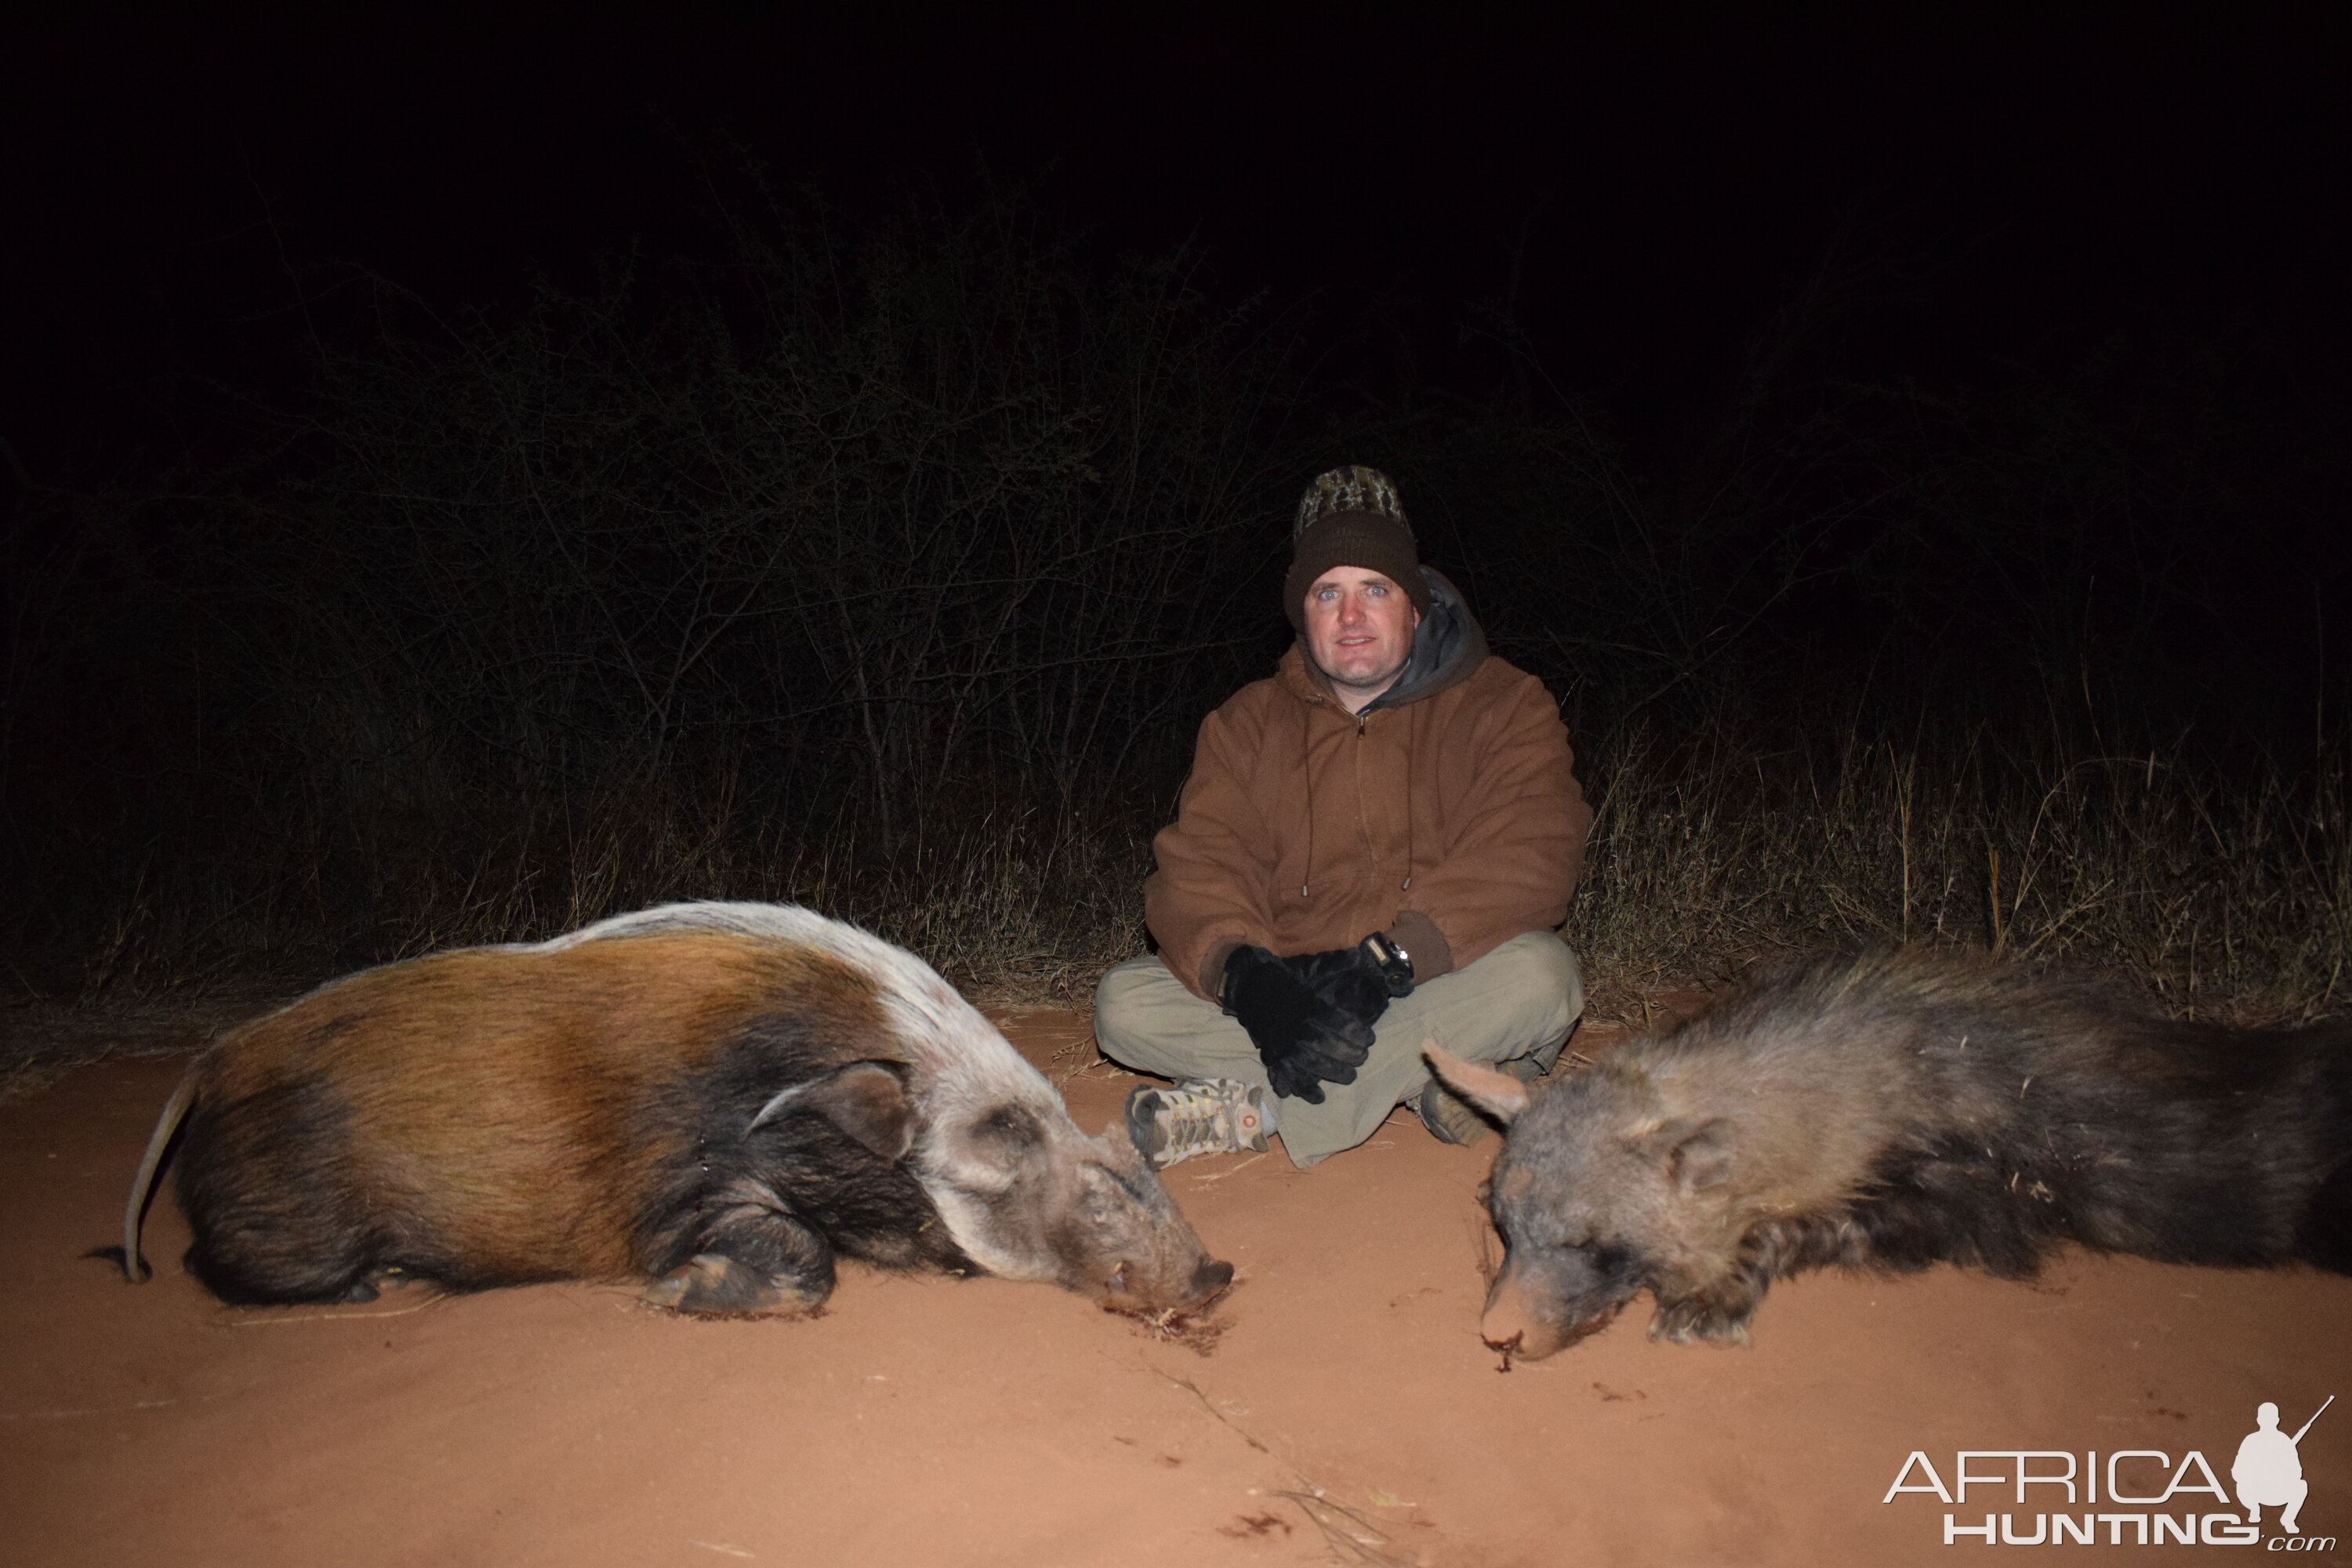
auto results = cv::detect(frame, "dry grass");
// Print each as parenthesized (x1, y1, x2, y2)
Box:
(13, 192, 2339, 1102)
(0, 798, 1150, 1098)
(1567, 720, 2350, 1024)
(7, 713, 2343, 1101)
(0, 985, 291, 1102)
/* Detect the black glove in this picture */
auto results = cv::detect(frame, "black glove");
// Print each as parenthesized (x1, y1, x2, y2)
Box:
(1221, 945, 1375, 1104)
(1280, 940, 1403, 1034)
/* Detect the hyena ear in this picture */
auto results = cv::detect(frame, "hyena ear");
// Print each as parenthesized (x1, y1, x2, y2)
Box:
(795, 1062, 916, 1161)
(1425, 1044, 1532, 1124)
(1650, 1116, 1735, 1196)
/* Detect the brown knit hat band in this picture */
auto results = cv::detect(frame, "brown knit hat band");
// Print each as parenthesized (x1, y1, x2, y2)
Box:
(1283, 510, 1429, 630)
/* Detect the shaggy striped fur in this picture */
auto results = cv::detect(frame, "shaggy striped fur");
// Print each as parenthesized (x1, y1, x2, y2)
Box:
(1429, 948, 2352, 1359)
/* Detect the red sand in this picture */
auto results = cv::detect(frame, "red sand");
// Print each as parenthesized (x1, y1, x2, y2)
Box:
(4, 1008, 2346, 1566)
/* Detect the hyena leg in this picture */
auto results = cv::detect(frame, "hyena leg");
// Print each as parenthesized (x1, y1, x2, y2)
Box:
(644, 1186, 837, 1316)
(1648, 1265, 1771, 1346)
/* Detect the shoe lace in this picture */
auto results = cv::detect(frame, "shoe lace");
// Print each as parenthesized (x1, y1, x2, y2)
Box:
(1156, 1081, 1248, 1156)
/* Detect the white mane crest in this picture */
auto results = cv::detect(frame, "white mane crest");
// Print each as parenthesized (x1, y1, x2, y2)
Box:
(555, 902, 1083, 1282)
(544, 901, 1052, 1102)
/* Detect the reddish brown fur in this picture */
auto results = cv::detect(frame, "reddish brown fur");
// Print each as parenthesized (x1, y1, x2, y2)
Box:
(120, 903, 1232, 1317)
(185, 934, 890, 1286)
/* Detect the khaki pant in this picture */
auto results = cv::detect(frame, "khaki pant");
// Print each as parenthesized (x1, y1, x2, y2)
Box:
(1092, 931, 1584, 1167)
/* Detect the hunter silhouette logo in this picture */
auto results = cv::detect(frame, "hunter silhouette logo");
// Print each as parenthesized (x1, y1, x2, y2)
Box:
(2235, 1396, 2331, 1537)
(1882, 1395, 2335, 1548)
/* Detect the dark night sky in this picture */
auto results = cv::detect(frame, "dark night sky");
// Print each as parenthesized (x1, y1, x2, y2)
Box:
(5, 13, 2347, 474)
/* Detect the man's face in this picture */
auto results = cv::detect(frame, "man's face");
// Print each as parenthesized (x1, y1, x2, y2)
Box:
(1303, 567, 1421, 706)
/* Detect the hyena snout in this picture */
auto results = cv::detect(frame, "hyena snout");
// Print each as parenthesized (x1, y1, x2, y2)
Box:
(1481, 1251, 1632, 1360)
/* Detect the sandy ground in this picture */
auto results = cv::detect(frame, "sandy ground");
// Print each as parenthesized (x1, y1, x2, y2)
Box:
(5, 1007, 2347, 1566)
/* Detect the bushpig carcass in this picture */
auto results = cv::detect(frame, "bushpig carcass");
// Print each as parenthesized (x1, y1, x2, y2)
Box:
(1428, 948, 2352, 1359)
(113, 902, 1232, 1316)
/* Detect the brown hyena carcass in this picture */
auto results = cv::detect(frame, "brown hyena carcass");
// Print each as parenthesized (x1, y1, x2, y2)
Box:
(111, 902, 1232, 1317)
(1429, 948, 2352, 1359)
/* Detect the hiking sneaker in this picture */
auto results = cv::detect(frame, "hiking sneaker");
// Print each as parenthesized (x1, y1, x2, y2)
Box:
(1124, 1078, 1276, 1169)
(1417, 1054, 1547, 1147)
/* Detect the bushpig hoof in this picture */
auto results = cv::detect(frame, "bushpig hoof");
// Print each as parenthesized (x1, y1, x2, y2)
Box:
(339, 1265, 419, 1304)
(644, 1254, 827, 1316)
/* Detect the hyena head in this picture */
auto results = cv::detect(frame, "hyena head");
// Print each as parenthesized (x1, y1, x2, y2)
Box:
(916, 1090, 1234, 1312)
(1429, 1045, 1740, 1359)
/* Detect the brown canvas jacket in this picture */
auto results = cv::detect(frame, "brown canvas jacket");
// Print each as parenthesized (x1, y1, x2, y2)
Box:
(1144, 575, 1592, 1000)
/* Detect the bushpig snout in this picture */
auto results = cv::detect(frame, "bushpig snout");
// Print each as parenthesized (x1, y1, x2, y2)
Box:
(1189, 1256, 1236, 1302)
(1102, 1251, 1232, 1314)
(1022, 1125, 1233, 1313)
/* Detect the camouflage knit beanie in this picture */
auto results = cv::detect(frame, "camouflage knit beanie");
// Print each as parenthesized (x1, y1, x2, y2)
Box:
(1283, 465, 1430, 630)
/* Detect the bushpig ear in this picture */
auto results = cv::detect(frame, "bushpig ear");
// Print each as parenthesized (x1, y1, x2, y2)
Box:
(1650, 1117, 1734, 1196)
(961, 1104, 1044, 1174)
(797, 1062, 916, 1161)
(1425, 1044, 1531, 1124)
